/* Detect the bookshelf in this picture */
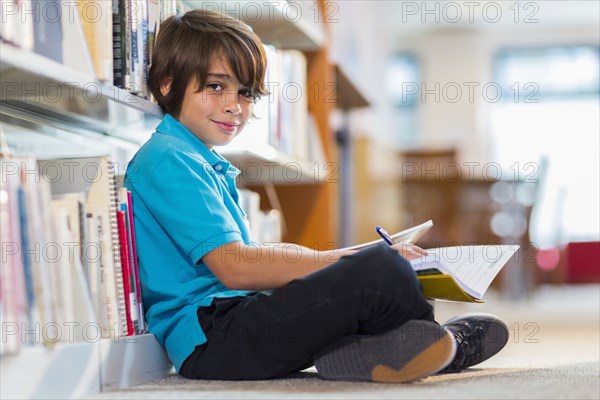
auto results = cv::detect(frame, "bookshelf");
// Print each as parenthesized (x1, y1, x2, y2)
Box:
(1, 45, 162, 147)
(0, 41, 171, 397)
(0, 0, 348, 397)
(182, 0, 327, 50)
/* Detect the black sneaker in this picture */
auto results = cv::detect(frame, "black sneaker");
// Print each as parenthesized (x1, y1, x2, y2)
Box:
(314, 320, 456, 383)
(440, 313, 509, 373)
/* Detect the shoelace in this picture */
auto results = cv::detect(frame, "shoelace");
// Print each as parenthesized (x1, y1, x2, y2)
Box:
(448, 323, 486, 369)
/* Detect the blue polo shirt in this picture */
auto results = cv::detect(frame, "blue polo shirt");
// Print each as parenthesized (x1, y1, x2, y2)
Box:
(124, 114, 252, 372)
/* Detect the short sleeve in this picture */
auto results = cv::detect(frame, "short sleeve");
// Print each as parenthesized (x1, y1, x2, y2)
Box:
(132, 148, 244, 263)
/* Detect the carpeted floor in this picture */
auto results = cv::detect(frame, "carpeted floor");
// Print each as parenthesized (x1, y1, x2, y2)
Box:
(87, 362, 599, 399)
(88, 285, 600, 400)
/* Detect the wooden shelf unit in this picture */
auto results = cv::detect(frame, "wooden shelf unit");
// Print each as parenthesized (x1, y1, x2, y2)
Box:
(274, 41, 339, 247)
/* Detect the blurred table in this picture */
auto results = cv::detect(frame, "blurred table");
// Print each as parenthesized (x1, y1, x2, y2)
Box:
(399, 149, 539, 297)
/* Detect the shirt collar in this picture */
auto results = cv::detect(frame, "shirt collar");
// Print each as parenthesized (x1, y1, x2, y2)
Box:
(156, 114, 240, 177)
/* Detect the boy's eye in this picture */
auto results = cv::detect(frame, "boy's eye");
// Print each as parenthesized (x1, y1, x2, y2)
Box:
(206, 83, 224, 91)
(239, 88, 256, 102)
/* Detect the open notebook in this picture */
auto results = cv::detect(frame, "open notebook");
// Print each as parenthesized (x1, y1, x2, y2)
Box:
(411, 245, 519, 302)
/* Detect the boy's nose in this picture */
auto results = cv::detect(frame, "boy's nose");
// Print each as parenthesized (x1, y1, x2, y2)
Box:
(222, 91, 242, 115)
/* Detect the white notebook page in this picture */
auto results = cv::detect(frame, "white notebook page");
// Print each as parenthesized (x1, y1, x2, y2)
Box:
(411, 245, 519, 299)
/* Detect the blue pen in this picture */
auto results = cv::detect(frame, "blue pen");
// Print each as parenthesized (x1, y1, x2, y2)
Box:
(375, 226, 395, 246)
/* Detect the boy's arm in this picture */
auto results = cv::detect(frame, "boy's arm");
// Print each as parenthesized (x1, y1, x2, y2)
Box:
(202, 242, 356, 291)
(202, 242, 427, 291)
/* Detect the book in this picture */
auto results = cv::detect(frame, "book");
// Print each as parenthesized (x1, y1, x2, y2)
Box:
(0, 157, 27, 353)
(116, 187, 140, 335)
(13, 157, 56, 345)
(126, 191, 146, 333)
(31, 0, 63, 63)
(0, 0, 34, 49)
(279, 49, 308, 160)
(112, 0, 125, 88)
(116, 209, 135, 335)
(78, 0, 113, 82)
(49, 200, 96, 341)
(411, 245, 519, 303)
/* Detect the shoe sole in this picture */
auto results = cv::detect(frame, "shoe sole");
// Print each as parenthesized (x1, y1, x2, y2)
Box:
(314, 320, 456, 383)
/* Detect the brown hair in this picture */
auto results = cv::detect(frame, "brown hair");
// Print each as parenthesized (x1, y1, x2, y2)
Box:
(149, 10, 268, 117)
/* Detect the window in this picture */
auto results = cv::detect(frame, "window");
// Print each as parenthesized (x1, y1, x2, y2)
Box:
(490, 46, 600, 247)
(495, 47, 599, 99)
(386, 53, 421, 148)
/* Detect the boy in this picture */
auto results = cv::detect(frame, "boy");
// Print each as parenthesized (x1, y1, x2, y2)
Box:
(125, 9, 509, 382)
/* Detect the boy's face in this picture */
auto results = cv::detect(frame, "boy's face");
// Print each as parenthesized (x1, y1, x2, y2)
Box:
(176, 57, 255, 149)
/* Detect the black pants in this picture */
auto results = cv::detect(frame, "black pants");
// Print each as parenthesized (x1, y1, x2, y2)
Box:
(179, 244, 434, 380)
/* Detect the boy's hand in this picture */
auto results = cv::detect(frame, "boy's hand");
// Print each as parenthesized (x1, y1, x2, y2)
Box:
(390, 243, 428, 261)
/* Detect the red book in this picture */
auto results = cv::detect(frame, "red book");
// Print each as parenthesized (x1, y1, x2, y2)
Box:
(127, 191, 145, 333)
(116, 210, 134, 336)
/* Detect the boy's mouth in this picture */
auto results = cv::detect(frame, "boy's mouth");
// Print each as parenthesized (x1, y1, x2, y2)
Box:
(213, 120, 240, 134)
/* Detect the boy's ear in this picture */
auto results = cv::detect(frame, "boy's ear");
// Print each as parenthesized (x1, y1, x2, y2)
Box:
(160, 77, 173, 96)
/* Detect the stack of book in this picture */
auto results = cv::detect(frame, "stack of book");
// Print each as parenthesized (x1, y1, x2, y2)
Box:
(0, 0, 181, 100)
(0, 156, 145, 356)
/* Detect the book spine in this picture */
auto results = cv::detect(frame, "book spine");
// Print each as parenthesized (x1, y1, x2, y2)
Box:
(48, 204, 76, 332)
(128, 0, 141, 94)
(117, 188, 140, 336)
(17, 187, 36, 344)
(112, 0, 124, 88)
(0, 159, 25, 353)
(101, 0, 114, 83)
(78, 0, 112, 82)
(22, 160, 55, 344)
(126, 191, 145, 333)
(107, 161, 127, 336)
(85, 211, 104, 332)
(0, 0, 34, 48)
(31, 0, 63, 63)
(147, 0, 159, 103)
(122, 0, 133, 91)
(123, 205, 140, 335)
(264, 45, 281, 149)
(139, 0, 149, 99)
(116, 210, 134, 336)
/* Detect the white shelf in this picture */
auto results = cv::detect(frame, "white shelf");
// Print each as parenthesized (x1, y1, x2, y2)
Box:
(1, 340, 100, 399)
(221, 144, 323, 185)
(182, 0, 326, 50)
(99, 333, 173, 391)
(0, 44, 162, 144)
(0, 334, 172, 399)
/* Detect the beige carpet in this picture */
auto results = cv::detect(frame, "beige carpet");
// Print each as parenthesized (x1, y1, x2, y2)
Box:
(86, 362, 599, 400)
(88, 285, 600, 400)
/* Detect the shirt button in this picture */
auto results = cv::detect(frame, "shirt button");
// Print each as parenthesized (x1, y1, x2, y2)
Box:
(215, 164, 222, 171)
